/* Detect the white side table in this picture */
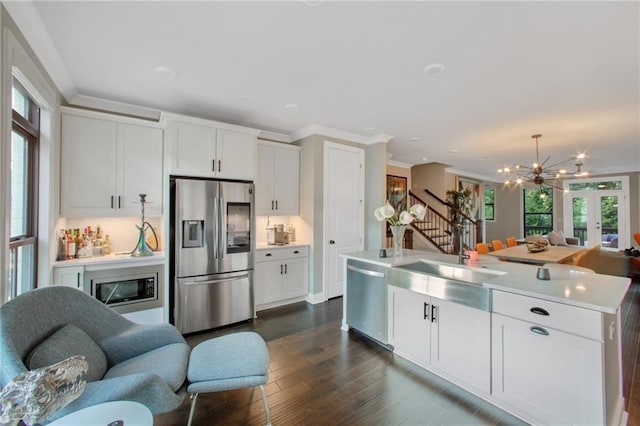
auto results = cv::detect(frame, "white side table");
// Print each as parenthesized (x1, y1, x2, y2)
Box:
(48, 401, 153, 426)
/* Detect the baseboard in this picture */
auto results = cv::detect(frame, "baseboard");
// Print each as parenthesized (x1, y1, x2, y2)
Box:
(305, 291, 325, 305)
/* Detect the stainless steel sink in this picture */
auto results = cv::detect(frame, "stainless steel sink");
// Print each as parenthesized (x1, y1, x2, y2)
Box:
(388, 260, 505, 311)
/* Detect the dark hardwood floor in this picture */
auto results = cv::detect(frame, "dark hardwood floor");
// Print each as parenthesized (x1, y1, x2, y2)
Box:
(156, 278, 640, 426)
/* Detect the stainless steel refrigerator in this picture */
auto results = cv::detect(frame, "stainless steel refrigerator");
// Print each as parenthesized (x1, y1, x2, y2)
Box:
(171, 177, 254, 334)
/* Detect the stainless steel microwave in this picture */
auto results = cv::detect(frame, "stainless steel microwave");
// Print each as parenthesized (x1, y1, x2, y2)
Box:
(84, 264, 164, 314)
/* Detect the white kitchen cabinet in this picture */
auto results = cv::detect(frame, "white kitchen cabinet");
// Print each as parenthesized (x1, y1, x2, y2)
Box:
(256, 141, 299, 216)
(388, 285, 490, 394)
(491, 290, 620, 425)
(52, 266, 84, 289)
(60, 109, 163, 217)
(166, 117, 256, 181)
(254, 246, 308, 310)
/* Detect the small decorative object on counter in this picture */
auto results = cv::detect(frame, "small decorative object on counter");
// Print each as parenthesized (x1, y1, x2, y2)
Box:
(131, 194, 158, 257)
(379, 248, 387, 258)
(536, 267, 551, 280)
(374, 201, 426, 257)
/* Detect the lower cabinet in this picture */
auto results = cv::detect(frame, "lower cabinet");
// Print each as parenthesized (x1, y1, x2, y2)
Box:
(52, 266, 84, 289)
(254, 246, 309, 311)
(491, 290, 619, 425)
(388, 285, 491, 394)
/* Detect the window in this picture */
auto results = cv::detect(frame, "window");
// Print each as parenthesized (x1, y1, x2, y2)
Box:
(523, 187, 553, 237)
(8, 79, 40, 300)
(484, 186, 495, 221)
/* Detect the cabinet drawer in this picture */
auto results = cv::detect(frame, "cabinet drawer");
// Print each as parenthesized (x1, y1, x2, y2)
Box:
(256, 246, 308, 263)
(492, 291, 602, 340)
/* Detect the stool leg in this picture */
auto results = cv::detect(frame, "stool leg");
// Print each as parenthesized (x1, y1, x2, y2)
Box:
(259, 385, 271, 426)
(187, 393, 199, 426)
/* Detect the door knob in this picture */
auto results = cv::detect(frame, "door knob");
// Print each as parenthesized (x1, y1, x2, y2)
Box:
(329, 240, 335, 244)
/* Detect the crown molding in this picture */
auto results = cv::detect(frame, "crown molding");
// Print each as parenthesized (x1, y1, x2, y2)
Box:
(68, 94, 162, 121)
(387, 160, 413, 169)
(3, 0, 76, 102)
(445, 167, 497, 183)
(258, 130, 291, 143)
(289, 124, 392, 145)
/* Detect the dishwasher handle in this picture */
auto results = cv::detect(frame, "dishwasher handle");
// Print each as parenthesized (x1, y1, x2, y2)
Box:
(347, 264, 385, 278)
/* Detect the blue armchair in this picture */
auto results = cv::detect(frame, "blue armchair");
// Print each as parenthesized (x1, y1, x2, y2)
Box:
(0, 286, 190, 423)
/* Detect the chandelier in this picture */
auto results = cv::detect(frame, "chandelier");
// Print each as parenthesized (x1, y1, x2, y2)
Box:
(498, 134, 587, 195)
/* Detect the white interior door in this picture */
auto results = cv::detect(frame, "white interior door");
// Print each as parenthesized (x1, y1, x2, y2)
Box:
(324, 142, 364, 299)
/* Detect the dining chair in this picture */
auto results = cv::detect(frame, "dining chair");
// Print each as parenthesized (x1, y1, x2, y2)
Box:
(634, 232, 640, 246)
(506, 237, 517, 247)
(476, 243, 490, 254)
(491, 240, 504, 251)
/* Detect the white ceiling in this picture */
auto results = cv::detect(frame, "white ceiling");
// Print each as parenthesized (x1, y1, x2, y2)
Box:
(7, 1, 640, 180)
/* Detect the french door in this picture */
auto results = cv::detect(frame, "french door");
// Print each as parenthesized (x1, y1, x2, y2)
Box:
(563, 177, 628, 250)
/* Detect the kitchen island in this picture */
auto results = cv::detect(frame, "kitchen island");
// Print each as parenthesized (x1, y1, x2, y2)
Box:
(341, 249, 631, 426)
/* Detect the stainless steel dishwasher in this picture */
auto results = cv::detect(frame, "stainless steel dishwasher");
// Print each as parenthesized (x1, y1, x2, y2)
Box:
(346, 259, 388, 345)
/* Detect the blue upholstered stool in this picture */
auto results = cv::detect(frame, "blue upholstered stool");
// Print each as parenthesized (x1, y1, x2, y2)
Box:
(187, 332, 270, 426)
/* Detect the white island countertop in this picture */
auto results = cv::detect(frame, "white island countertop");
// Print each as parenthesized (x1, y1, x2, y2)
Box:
(342, 249, 631, 314)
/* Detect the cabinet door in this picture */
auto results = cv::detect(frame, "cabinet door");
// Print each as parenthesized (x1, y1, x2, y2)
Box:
(254, 261, 285, 305)
(283, 257, 308, 298)
(52, 266, 84, 289)
(430, 298, 490, 393)
(118, 124, 164, 216)
(255, 143, 276, 215)
(491, 313, 604, 424)
(216, 129, 255, 181)
(272, 146, 299, 215)
(61, 115, 117, 216)
(387, 286, 430, 367)
(169, 122, 216, 177)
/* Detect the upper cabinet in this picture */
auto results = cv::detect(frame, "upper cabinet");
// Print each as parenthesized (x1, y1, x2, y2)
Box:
(165, 115, 258, 181)
(256, 141, 299, 216)
(60, 108, 164, 217)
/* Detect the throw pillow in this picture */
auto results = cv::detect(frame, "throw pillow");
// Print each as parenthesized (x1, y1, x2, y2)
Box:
(26, 324, 107, 382)
(548, 230, 567, 246)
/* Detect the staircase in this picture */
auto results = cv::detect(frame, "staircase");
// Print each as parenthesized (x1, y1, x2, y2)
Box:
(408, 189, 482, 254)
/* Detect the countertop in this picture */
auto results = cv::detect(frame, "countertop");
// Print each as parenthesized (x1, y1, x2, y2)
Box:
(256, 242, 310, 250)
(53, 251, 166, 269)
(341, 249, 631, 314)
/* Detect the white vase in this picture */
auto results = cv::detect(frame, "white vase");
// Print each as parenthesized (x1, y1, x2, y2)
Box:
(390, 225, 406, 257)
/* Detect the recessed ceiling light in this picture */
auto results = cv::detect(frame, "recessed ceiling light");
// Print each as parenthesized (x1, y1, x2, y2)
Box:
(422, 157, 428, 161)
(284, 103, 299, 109)
(364, 127, 375, 132)
(424, 63, 445, 74)
(409, 137, 421, 142)
(155, 66, 176, 79)
(449, 148, 459, 153)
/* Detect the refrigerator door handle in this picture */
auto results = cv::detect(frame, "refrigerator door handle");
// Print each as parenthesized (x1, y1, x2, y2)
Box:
(218, 196, 224, 259)
(212, 196, 219, 259)
(182, 274, 250, 286)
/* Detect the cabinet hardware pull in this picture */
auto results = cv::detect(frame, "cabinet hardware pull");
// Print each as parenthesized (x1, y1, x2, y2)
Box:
(280, 264, 283, 274)
(530, 307, 550, 316)
(110, 196, 114, 209)
(118, 196, 121, 209)
(530, 326, 549, 336)
(212, 159, 216, 172)
(272, 200, 274, 210)
(218, 160, 221, 172)
(431, 305, 438, 323)
(294, 250, 299, 254)
(423, 302, 429, 320)
(76, 273, 81, 288)
(265, 253, 272, 257)
(275, 200, 278, 210)
(284, 264, 287, 274)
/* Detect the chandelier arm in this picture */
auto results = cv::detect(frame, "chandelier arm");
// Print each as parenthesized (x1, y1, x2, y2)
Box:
(545, 158, 575, 169)
(540, 155, 552, 167)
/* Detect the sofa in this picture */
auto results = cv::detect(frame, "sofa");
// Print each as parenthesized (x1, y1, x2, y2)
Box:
(545, 230, 581, 247)
(0, 286, 190, 423)
(574, 245, 634, 277)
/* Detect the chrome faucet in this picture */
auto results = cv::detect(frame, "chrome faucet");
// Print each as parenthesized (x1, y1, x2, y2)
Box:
(456, 221, 470, 265)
